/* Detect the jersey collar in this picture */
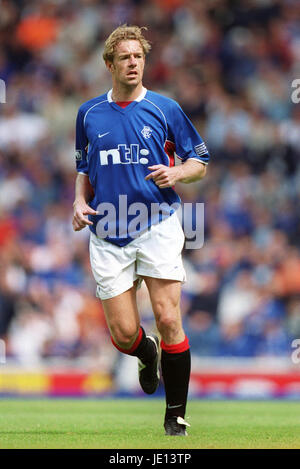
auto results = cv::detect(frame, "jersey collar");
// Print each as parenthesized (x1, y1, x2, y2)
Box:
(107, 87, 147, 103)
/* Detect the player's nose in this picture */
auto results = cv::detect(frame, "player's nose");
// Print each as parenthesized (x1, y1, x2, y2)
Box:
(128, 54, 137, 66)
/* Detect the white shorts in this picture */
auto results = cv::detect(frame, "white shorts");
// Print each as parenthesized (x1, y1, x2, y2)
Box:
(89, 212, 186, 300)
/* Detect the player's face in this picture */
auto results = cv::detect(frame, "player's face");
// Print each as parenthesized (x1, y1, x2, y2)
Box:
(108, 40, 145, 88)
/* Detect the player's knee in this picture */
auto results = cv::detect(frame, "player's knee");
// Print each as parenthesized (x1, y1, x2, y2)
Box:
(152, 298, 178, 318)
(111, 326, 138, 349)
(156, 313, 180, 335)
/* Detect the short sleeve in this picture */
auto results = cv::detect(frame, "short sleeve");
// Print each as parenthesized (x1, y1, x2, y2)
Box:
(75, 107, 89, 174)
(167, 102, 210, 164)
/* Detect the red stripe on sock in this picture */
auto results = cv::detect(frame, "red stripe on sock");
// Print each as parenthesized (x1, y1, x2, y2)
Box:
(161, 336, 189, 354)
(111, 327, 143, 355)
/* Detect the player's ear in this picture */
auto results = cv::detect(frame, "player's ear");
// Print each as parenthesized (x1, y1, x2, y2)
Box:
(105, 60, 114, 72)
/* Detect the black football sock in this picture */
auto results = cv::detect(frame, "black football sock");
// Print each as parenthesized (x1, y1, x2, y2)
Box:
(161, 337, 191, 419)
(111, 326, 156, 364)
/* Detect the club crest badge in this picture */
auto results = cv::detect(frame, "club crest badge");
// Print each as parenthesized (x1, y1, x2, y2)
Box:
(75, 150, 82, 161)
(141, 126, 153, 139)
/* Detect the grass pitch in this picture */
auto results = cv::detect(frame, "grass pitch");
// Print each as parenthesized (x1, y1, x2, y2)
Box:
(0, 399, 300, 449)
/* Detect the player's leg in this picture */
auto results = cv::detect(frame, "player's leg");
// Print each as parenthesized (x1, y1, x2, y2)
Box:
(143, 277, 191, 436)
(89, 233, 158, 389)
(101, 281, 140, 349)
(101, 282, 159, 392)
(135, 213, 190, 434)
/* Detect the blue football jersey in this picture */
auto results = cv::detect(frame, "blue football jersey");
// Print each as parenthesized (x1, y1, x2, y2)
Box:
(75, 87, 209, 246)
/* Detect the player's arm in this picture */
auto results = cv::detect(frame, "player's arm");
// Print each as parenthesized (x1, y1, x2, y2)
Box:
(73, 106, 98, 231)
(145, 159, 206, 188)
(72, 173, 98, 231)
(146, 100, 210, 189)
(177, 159, 207, 183)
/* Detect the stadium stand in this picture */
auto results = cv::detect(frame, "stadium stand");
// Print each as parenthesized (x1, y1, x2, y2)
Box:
(0, 0, 300, 385)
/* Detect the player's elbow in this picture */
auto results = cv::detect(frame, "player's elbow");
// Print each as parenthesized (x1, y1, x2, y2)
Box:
(192, 162, 207, 181)
(181, 162, 207, 183)
(198, 163, 207, 179)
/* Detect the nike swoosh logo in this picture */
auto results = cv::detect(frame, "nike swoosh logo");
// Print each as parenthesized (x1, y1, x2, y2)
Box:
(98, 132, 110, 138)
(167, 404, 182, 409)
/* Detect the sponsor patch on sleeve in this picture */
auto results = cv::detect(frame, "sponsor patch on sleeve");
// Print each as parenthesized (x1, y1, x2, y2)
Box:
(194, 143, 208, 157)
(75, 150, 82, 161)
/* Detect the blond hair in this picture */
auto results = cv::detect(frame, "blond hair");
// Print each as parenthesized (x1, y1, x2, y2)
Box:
(103, 25, 151, 63)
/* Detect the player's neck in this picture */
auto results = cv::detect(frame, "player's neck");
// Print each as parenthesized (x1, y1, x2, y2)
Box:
(111, 83, 144, 102)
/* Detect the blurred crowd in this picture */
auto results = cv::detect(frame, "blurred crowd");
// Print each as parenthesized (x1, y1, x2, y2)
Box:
(1, 0, 300, 366)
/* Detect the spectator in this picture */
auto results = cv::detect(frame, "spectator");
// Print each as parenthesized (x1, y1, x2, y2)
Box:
(0, 0, 298, 363)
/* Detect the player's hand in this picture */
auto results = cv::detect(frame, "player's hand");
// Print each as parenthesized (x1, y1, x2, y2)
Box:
(145, 165, 182, 188)
(72, 200, 98, 231)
